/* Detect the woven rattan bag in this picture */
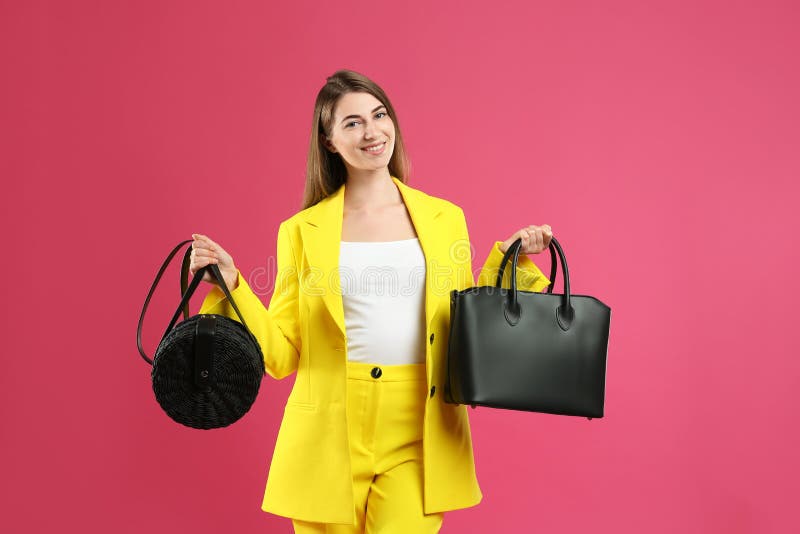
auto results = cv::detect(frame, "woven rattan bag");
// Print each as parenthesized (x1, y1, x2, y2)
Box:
(137, 239, 265, 429)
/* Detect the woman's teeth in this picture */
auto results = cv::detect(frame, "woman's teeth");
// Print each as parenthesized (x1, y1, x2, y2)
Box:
(362, 142, 385, 153)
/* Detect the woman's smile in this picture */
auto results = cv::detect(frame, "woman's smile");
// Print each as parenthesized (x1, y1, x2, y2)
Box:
(361, 141, 387, 155)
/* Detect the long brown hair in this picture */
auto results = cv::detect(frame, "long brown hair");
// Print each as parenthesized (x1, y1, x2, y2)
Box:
(301, 69, 411, 210)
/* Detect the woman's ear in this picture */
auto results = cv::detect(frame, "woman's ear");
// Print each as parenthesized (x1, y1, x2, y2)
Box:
(323, 136, 337, 153)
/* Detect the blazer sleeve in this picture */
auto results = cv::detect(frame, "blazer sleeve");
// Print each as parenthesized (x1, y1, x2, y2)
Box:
(197, 222, 301, 380)
(454, 207, 551, 293)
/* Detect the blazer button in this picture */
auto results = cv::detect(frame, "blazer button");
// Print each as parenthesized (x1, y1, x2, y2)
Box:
(371, 367, 382, 379)
(430, 385, 436, 398)
(429, 333, 435, 344)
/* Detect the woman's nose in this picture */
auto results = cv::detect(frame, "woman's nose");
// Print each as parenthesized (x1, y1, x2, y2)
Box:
(363, 119, 377, 139)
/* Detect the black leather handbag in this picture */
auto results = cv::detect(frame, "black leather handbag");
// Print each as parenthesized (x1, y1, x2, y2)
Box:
(444, 236, 611, 419)
(137, 239, 265, 430)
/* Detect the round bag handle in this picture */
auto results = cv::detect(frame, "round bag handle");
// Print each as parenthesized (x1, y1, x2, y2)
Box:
(495, 236, 575, 330)
(137, 239, 255, 365)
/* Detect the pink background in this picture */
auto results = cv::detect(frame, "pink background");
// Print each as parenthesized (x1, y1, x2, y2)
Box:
(2, 0, 798, 532)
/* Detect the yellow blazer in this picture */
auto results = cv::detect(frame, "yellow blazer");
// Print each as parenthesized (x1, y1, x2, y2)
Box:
(199, 176, 551, 524)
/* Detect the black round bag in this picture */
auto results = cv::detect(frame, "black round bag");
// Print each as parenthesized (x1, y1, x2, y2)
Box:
(137, 239, 265, 430)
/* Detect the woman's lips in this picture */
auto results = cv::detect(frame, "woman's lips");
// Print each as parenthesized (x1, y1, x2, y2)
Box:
(361, 141, 386, 155)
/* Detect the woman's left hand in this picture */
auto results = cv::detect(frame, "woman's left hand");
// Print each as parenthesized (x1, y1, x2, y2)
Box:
(500, 225, 553, 255)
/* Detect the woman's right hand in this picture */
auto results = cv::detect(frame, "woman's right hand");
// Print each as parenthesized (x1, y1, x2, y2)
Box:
(190, 233, 239, 291)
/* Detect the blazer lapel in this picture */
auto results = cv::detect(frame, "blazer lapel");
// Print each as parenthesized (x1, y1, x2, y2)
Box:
(299, 176, 444, 344)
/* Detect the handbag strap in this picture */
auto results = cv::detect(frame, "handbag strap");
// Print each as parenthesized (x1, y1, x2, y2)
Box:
(495, 236, 575, 329)
(496, 238, 558, 293)
(137, 239, 255, 366)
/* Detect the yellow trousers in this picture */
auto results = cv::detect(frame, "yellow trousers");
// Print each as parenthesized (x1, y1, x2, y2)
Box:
(291, 361, 444, 533)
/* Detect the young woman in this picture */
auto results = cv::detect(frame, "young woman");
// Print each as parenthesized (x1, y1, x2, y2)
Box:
(190, 69, 553, 533)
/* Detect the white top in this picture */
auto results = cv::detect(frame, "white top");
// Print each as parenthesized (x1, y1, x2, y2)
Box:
(338, 238, 427, 365)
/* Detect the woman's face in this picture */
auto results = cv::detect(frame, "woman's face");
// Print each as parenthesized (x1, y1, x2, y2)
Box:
(324, 91, 395, 173)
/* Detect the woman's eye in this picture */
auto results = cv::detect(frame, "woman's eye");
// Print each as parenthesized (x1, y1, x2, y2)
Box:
(345, 113, 385, 128)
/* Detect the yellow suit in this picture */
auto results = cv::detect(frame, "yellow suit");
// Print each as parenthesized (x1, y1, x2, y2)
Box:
(199, 176, 551, 524)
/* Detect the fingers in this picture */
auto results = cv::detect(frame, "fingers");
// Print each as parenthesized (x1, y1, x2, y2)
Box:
(192, 249, 219, 262)
(524, 227, 542, 252)
(191, 233, 217, 251)
(504, 224, 553, 255)
(542, 225, 553, 248)
(191, 233, 221, 255)
(518, 229, 529, 252)
(190, 233, 220, 275)
(190, 235, 219, 259)
(519, 225, 553, 253)
(521, 227, 536, 252)
(188, 253, 218, 276)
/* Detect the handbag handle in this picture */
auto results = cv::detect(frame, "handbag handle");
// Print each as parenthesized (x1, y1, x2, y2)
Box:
(137, 239, 255, 365)
(495, 239, 558, 293)
(495, 236, 575, 330)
